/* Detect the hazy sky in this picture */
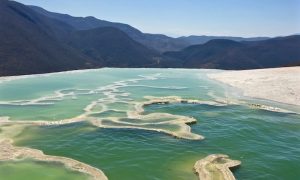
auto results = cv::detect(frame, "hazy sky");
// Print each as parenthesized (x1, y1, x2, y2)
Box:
(17, 0, 300, 37)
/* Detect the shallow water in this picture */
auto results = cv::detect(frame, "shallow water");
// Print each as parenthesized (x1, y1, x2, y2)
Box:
(1, 68, 300, 180)
(0, 160, 89, 180)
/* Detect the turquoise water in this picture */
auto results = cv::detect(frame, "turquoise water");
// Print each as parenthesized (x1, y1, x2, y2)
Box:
(0, 68, 299, 179)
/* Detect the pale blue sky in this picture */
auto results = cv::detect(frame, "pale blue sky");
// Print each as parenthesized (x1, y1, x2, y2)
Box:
(17, 0, 300, 37)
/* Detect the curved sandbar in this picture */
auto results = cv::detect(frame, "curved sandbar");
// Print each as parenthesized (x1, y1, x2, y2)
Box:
(1, 95, 213, 140)
(1, 93, 292, 142)
(87, 96, 207, 140)
(194, 154, 241, 180)
(0, 73, 209, 140)
(0, 125, 107, 180)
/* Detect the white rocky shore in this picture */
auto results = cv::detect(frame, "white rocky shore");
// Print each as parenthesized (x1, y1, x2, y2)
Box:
(208, 67, 300, 106)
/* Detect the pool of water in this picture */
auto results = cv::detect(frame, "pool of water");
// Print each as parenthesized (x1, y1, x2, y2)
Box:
(0, 160, 90, 180)
(0, 68, 299, 180)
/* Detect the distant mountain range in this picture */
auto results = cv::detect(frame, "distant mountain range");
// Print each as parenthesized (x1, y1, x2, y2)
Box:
(164, 36, 300, 69)
(29, 5, 189, 53)
(0, 0, 162, 76)
(178, 35, 269, 46)
(29, 6, 271, 52)
(0, 0, 299, 76)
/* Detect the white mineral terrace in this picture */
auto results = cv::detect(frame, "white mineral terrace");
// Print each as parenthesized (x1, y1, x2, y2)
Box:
(208, 67, 300, 106)
(194, 154, 241, 180)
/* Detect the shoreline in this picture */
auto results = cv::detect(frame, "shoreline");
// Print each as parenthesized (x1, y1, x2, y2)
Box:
(208, 67, 300, 107)
(0, 67, 221, 79)
(0, 68, 104, 84)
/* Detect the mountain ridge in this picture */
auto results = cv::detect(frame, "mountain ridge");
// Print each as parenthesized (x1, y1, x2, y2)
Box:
(29, 5, 189, 52)
(164, 35, 300, 69)
(0, 0, 100, 76)
(29, 5, 272, 52)
(0, 0, 163, 76)
(0, 0, 299, 76)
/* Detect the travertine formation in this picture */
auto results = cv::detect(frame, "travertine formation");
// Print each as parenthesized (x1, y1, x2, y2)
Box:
(208, 67, 300, 106)
(194, 154, 241, 180)
(0, 125, 107, 180)
(0, 95, 212, 140)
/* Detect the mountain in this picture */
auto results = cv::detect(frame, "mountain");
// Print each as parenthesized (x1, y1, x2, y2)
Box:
(66, 27, 161, 67)
(1, 0, 299, 76)
(164, 35, 300, 69)
(178, 35, 269, 45)
(0, 0, 99, 76)
(29, 5, 189, 52)
(30, 6, 274, 53)
(30, 6, 276, 53)
(0, 0, 163, 76)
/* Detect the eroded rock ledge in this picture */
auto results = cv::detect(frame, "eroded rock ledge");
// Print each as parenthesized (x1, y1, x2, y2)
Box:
(194, 154, 241, 180)
(0, 137, 107, 180)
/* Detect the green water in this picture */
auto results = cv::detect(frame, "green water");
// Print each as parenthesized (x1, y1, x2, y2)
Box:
(0, 160, 89, 180)
(1, 68, 300, 180)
